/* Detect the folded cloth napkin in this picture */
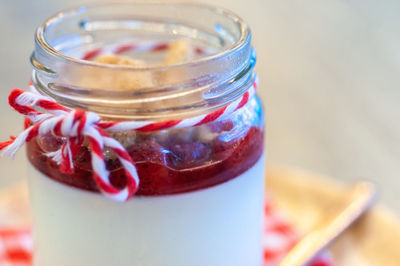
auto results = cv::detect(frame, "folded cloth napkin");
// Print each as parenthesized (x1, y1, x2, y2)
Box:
(0, 202, 333, 266)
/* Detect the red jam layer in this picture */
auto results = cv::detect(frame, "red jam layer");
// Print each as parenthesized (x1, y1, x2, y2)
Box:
(27, 126, 264, 196)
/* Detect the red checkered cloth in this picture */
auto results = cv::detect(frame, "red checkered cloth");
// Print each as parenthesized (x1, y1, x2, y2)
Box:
(0, 202, 334, 266)
(0, 229, 32, 266)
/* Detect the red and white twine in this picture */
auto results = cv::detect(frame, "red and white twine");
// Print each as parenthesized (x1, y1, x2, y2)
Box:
(0, 42, 257, 202)
(79, 41, 207, 61)
(0, 80, 257, 202)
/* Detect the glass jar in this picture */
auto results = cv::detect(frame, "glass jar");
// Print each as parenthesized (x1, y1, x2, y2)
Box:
(26, 3, 265, 266)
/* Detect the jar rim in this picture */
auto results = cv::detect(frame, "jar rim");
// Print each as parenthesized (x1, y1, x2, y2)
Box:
(35, 2, 251, 71)
(31, 2, 256, 121)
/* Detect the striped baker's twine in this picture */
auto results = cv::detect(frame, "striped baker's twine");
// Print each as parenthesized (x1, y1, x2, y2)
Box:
(0, 41, 257, 201)
(0, 78, 257, 201)
(80, 41, 207, 61)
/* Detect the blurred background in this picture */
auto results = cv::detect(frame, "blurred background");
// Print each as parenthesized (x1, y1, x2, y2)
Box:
(0, 0, 399, 212)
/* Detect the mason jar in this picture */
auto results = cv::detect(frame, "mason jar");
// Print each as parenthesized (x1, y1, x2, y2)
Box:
(26, 3, 265, 266)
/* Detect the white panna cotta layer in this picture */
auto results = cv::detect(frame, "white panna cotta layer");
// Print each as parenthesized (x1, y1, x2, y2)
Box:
(27, 155, 265, 266)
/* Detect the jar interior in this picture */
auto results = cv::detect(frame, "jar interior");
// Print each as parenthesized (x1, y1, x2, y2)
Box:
(45, 3, 242, 61)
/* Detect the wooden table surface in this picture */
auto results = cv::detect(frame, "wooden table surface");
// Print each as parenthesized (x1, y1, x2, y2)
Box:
(0, 0, 399, 211)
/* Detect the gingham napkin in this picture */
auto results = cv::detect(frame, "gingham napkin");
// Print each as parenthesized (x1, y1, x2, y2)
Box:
(0, 202, 334, 266)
